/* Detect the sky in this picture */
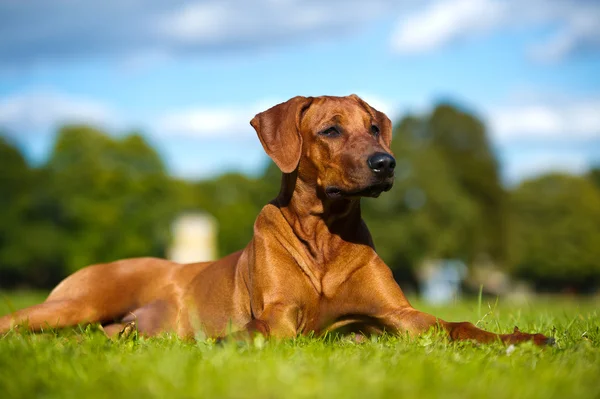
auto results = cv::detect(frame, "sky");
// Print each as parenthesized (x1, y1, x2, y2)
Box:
(0, 0, 598, 185)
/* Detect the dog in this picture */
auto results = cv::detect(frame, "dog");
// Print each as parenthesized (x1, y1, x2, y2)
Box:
(0, 95, 551, 345)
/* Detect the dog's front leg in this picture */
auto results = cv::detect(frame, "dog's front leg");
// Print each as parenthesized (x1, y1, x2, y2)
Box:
(377, 307, 553, 345)
(340, 259, 553, 345)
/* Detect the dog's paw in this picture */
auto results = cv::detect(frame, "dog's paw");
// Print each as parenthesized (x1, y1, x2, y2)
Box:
(503, 326, 554, 346)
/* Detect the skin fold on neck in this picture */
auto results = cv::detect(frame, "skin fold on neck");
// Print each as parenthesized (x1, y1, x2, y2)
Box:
(272, 171, 370, 268)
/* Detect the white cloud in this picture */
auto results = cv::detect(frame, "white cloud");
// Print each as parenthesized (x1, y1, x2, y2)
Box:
(488, 100, 600, 142)
(0, 90, 115, 134)
(391, 0, 506, 54)
(159, 2, 232, 43)
(484, 93, 600, 183)
(390, 0, 600, 60)
(156, 106, 257, 138)
(529, 5, 600, 61)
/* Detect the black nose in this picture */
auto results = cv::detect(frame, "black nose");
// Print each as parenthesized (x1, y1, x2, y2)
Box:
(367, 152, 396, 177)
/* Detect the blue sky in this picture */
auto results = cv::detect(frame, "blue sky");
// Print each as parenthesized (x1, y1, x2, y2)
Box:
(0, 0, 598, 184)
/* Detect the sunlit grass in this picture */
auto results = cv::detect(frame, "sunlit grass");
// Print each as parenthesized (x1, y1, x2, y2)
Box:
(1, 291, 598, 399)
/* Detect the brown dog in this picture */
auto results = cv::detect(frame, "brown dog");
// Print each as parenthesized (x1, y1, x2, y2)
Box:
(0, 95, 551, 345)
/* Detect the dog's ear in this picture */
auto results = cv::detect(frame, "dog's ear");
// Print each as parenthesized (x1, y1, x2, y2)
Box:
(350, 94, 393, 148)
(375, 110, 393, 149)
(250, 96, 313, 173)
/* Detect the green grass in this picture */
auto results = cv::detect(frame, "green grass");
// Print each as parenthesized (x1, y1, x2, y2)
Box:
(1, 291, 598, 399)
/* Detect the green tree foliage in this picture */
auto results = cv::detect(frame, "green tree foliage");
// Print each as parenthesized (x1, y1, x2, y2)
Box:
(0, 137, 38, 281)
(588, 166, 600, 189)
(45, 125, 180, 274)
(508, 173, 600, 289)
(0, 127, 190, 286)
(0, 125, 281, 287)
(428, 105, 505, 261)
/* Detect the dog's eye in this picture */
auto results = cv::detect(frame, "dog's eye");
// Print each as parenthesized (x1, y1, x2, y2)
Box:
(371, 125, 380, 137)
(320, 127, 340, 137)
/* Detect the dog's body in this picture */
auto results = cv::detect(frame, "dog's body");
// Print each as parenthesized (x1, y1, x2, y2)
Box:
(0, 95, 550, 344)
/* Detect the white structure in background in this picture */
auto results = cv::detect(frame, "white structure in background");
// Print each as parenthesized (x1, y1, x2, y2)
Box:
(168, 213, 217, 263)
(418, 259, 468, 304)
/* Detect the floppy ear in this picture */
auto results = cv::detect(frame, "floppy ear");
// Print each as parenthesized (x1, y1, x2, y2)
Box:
(375, 110, 393, 149)
(250, 96, 313, 173)
(350, 94, 393, 148)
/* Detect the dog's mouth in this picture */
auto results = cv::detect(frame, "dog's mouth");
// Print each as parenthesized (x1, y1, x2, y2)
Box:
(325, 181, 394, 199)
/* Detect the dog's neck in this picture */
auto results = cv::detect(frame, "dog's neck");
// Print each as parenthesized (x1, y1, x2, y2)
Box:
(271, 171, 371, 264)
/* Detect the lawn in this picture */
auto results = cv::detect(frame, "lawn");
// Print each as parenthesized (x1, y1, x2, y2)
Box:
(0, 291, 598, 399)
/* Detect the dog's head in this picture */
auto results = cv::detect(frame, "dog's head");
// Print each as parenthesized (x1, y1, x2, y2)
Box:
(251, 94, 395, 199)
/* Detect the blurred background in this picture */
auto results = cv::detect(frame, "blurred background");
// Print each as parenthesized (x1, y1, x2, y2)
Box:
(0, 0, 598, 300)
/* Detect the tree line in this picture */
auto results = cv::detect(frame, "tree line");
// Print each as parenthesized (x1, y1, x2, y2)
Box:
(1, 104, 599, 291)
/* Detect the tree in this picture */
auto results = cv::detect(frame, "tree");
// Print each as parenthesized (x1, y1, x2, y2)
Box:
(588, 166, 600, 189)
(508, 173, 600, 290)
(0, 137, 34, 282)
(428, 105, 505, 261)
(43, 125, 182, 275)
